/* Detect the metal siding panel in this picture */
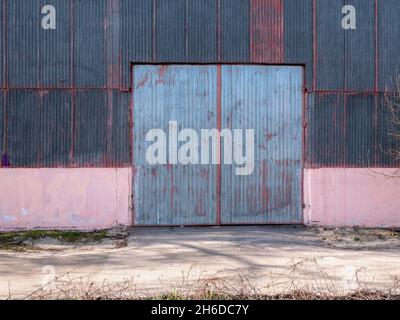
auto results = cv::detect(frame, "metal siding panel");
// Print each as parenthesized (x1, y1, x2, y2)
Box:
(75, 0, 107, 87)
(0, 91, 3, 161)
(108, 90, 130, 165)
(250, 0, 283, 63)
(344, 0, 375, 91)
(7, 90, 71, 167)
(0, 2, 3, 88)
(187, 0, 217, 62)
(376, 94, 400, 167)
(7, 0, 40, 87)
(7, 90, 40, 166)
(7, 0, 71, 88)
(315, 0, 345, 91)
(283, 0, 313, 88)
(221, 66, 302, 224)
(133, 65, 217, 225)
(106, 0, 121, 89)
(38, 90, 72, 166)
(39, 0, 71, 88)
(74, 89, 108, 166)
(121, 0, 152, 88)
(344, 94, 376, 166)
(307, 93, 346, 167)
(378, 0, 400, 91)
(155, 0, 186, 62)
(221, 0, 250, 62)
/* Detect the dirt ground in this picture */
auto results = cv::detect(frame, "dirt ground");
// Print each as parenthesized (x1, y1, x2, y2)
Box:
(0, 226, 399, 299)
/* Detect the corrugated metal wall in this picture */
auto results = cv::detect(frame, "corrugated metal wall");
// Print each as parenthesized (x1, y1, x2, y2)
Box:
(0, 0, 399, 170)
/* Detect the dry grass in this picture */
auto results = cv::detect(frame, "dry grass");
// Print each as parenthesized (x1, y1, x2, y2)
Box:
(15, 259, 400, 300)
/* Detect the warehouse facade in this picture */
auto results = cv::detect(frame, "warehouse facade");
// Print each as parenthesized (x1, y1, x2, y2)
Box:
(0, 0, 399, 229)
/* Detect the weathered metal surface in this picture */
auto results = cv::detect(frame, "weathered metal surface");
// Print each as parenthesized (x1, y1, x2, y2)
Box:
(75, 0, 107, 87)
(376, 94, 400, 167)
(315, 0, 345, 91)
(221, 65, 303, 224)
(108, 90, 130, 166)
(378, 0, 400, 91)
(220, 0, 250, 61)
(74, 89, 108, 166)
(7, 0, 71, 88)
(344, 0, 375, 91)
(187, 0, 217, 62)
(307, 93, 377, 167)
(307, 93, 346, 167)
(250, 0, 283, 63)
(0, 2, 4, 88)
(120, 0, 152, 88)
(344, 94, 376, 165)
(132, 65, 217, 225)
(6, 90, 71, 167)
(155, 0, 186, 62)
(284, 0, 313, 88)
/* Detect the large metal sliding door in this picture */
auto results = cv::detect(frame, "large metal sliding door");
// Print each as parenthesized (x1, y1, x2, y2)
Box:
(132, 65, 302, 225)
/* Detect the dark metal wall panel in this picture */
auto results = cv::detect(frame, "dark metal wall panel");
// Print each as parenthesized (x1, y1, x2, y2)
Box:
(75, 0, 107, 87)
(120, 0, 152, 88)
(0, 2, 4, 88)
(132, 65, 217, 225)
(378, 0, 400, 91)
(344, 0, 375, 91)
(39, 0, 71, 88)
(6, 90, 71, 167)
(250, 0, 283, 63)
(220, 0, 250, 61)
(308, 93, 377, 167)
(307, 93, 346, 167)
(344, 94, 376, 166)
(376, 94, 400, 167)
(155, 0, 186, 62)
(284, 0, 313, 88)
(74, 89, 108, 166)
(108, 90, 130, 166)
(7, 1, 40, 87)
(6, 90, 39, 166)
(187, 0, 217, 62)
(315, 0, 345, 91)
(7, 0, 72, 88)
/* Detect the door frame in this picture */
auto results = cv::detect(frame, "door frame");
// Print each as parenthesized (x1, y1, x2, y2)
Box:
(129, 62, 306, 227)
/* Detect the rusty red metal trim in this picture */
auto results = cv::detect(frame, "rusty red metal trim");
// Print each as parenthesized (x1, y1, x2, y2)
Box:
(130, 65, 135, 225)
(216, 64, 222, 225)
(301, 67, 307, 224)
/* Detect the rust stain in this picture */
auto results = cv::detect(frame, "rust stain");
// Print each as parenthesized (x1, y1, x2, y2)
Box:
(136, 72, 150, 89)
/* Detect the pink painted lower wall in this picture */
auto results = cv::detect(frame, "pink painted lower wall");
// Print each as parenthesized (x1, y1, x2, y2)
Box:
(0, 168, 132, 230)
(305, 168, 400, 227)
